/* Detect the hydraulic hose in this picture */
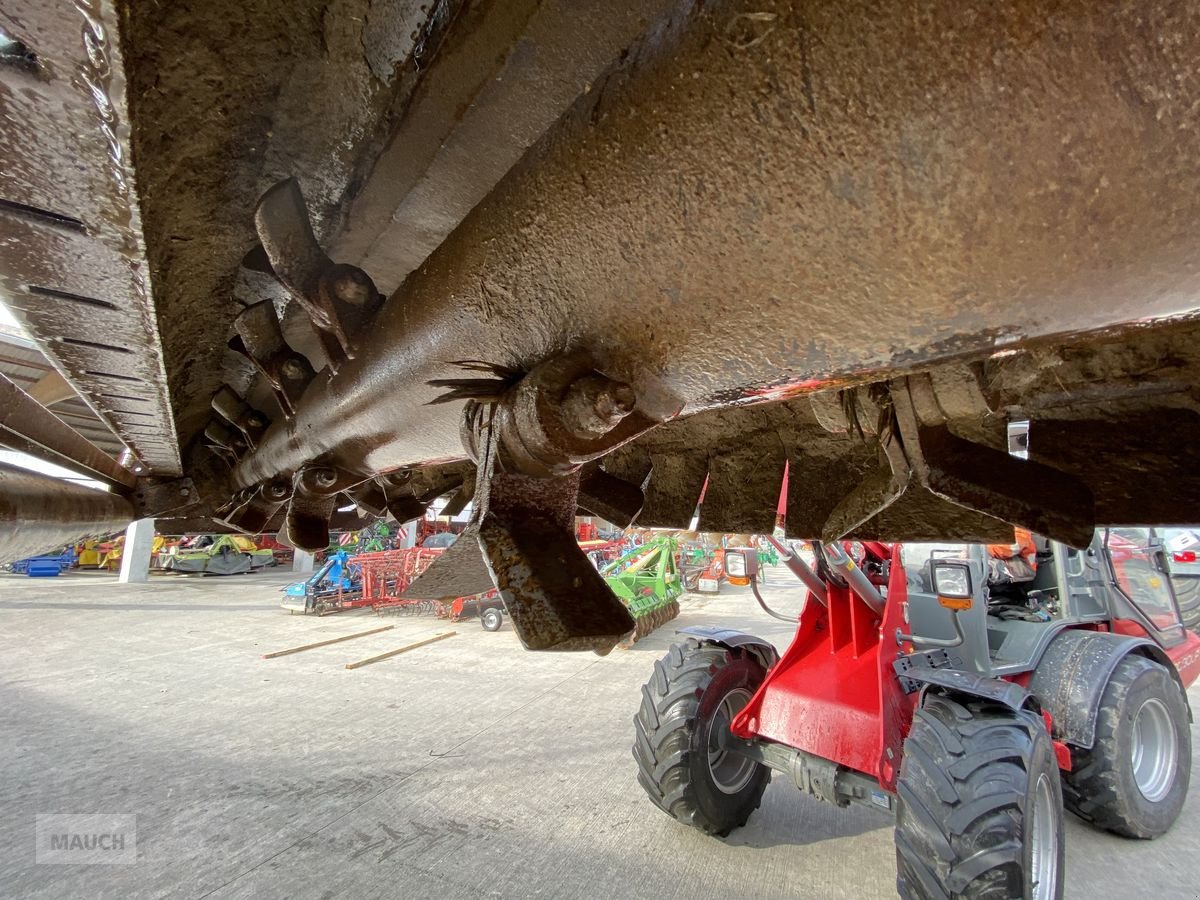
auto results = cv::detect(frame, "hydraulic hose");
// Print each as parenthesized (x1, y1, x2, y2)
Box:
(821, 542, 886, 618)
(749, 576, 800, 622)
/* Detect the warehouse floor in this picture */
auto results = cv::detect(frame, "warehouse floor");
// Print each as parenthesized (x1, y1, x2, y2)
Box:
(1, 568, 1197, 899)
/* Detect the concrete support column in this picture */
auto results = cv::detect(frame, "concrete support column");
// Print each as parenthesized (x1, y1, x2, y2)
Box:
(292, 549, 315, 574)
(117, 518, 155, 584)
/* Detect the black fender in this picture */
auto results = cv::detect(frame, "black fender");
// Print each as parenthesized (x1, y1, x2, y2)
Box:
(1027, 628, 1189, 749)
(675, 625, 779, 672)
(900, 666, 1031, 713)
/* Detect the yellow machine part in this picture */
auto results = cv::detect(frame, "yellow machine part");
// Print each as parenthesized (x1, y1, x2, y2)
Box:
(76, 540, 101, 567)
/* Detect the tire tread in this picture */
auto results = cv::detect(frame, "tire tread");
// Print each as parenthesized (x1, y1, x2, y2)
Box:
(895, 695, 1055, 899)
(1061, 654, 1190, 838)
(632, 638, 769, 836)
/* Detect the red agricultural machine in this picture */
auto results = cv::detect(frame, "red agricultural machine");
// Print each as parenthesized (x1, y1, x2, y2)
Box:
(281, 540, 507, 631)
(634, 529, 1200, 899)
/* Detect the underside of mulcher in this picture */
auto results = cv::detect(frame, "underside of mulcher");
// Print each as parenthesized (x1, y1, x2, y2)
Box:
(2, 1, 1200, 652)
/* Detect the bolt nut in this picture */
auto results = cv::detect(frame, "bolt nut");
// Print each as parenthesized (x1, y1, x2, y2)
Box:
(327, 266, 375, 306)
(304, 465, 343, 494)
(265, 480, 290, 501)
(281, 358, 307, 380)
(595, 383, 636, 419)
(561, 373, 637, 438)
(382, 469, 412, 487)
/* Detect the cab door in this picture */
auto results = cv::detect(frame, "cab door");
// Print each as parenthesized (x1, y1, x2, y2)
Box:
(1103, 527, 1187, 647)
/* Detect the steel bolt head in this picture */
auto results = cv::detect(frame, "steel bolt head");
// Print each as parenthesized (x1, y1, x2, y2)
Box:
(330, 268, 373, 306)
(561, 373, 637, 437)
(266, 480, 290, 500)
(281, 358, 306, 380)
(597, 383, 636, 418)
(312, 467, 338, 489)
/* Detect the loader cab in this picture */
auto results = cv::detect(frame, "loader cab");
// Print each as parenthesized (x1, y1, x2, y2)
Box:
(1093, 527, 1188, 648)
(898, 528, 1187, 676)
(900, 537, 1080, 676)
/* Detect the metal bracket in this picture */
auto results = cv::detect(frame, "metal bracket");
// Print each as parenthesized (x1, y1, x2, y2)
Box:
(215, 479, 291, 534)
(376, 467, 467, 523)
(890, 375, 1095, 547)
(408, 399, 636, 652)
(342, 478, 390, 518)
(822, 401, 912, 540)
(210, 386, 270, 453)
(254, 179, 384, 374)
(477, 463, 635, 652)
(231, 300, 315, 418)
(577, 462, 645, 528)
(893, 648, 954, 694)
(203, 420, 246, 466)
(283, 465, 357, 551)
(449, 353, 667, 477)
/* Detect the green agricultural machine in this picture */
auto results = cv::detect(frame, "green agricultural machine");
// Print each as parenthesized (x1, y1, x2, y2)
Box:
(159, 534, 276, 575)
(601, 535, 684, 644)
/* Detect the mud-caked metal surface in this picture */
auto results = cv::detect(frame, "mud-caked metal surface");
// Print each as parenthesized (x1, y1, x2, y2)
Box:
(0, 0, 180, 473)
(0, 462, 132, 565)
(231, 0, 1200, 510)
(406, 391, 639, 653)
(111, 0, 457, 450)
(478, 468, 636, 653)
(5, 0, 1200, 552)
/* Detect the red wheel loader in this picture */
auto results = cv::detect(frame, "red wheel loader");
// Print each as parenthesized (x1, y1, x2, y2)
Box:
(634, 529, 1200, 899)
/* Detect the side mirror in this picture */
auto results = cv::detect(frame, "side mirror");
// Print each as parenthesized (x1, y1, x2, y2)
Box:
(932, 560, 973, 608)
(725, 548, 759, 579)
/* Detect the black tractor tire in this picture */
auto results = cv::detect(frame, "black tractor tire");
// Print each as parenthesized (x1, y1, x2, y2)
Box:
(480, 607, 503, 632)
(895, 694, 1064, 900)
(633, 638, 770, 836)
(1172, 577, 1200, 632)
(1062, 654, 1190, 838)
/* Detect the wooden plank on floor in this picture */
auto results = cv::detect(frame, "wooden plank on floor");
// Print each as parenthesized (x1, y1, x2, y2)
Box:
(344, 631, 458, 670)
(262, 624, 395, 659)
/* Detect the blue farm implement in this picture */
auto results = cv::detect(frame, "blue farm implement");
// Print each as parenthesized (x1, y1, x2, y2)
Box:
(9, 548, 75, 577)
(281, 550, 361, 614)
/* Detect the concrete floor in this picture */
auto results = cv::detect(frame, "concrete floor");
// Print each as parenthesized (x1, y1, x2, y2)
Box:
(1, 566, 1198, 899)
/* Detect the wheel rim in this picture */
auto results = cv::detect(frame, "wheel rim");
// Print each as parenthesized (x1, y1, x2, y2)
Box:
(1131, 697, 1177, 802)
(705, 687, 756, 794)
(1029, 772, 1060, 900)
